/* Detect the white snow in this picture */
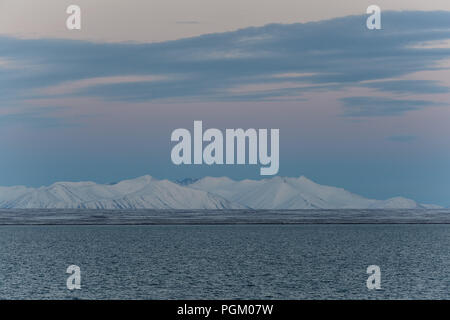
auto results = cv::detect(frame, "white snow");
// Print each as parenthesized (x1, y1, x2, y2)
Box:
(190, 176, 440, 209)
(0, 175, 441, 209)
(0, 175, 244, 209)
(190, 176, 374, 209)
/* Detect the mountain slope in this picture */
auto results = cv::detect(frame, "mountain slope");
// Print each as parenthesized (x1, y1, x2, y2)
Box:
(189, 176, 371, 209)
(0, 175, 440, 209)
(189, 176, 439, 209)
(0, 175, 245, 209)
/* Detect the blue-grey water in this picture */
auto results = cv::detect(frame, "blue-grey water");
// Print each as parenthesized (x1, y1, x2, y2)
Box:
(0, 224, 448, 299)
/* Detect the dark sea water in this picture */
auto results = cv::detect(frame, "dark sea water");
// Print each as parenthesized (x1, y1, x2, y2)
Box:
(0, 224, 448, 299)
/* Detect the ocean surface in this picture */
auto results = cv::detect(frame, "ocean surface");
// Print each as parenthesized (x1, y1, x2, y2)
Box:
(0, 221, 449, 299)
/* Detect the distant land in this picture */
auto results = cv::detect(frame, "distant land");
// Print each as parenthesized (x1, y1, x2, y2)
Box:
(0, 175, 442, 210)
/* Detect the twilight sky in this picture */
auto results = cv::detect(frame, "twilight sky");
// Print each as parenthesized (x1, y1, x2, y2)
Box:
(0, 2, 450, 206)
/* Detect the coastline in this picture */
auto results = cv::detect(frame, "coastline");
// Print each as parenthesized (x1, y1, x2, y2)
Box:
(1, 209, 449, 225)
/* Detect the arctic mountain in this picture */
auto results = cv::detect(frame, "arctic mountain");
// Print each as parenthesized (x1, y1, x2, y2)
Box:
(0, 175, 440, 209)
(0, 176, 243, 209)
(189, 176, 440, 209)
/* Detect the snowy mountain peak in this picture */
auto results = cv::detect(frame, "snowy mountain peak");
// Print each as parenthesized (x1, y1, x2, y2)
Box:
(0, 175, 441, 210)
(190, 175, 441, 210)
(297, 175, 315, 184)
(128, 175, 153, 182)
(200, 176, 234, 183)
(369, 196, 419, 209)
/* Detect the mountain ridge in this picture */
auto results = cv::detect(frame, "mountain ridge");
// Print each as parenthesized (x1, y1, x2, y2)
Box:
(0, 175, 441, 210)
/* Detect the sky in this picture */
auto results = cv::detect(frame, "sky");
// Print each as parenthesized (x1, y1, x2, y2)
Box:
(0, 1, 450, 206)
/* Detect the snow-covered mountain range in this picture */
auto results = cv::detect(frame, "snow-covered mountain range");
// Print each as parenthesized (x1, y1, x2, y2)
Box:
(0, 175, 441, 210)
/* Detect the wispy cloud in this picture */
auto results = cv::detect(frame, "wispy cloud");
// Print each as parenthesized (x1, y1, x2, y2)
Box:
(1, 11, 450, 108)
(0, 106, 82, 128)
(40, 75, 172, 96)
(361, 80, 450, 94)
(340, 96, 438, 117)
(387, 135, 418, 142)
